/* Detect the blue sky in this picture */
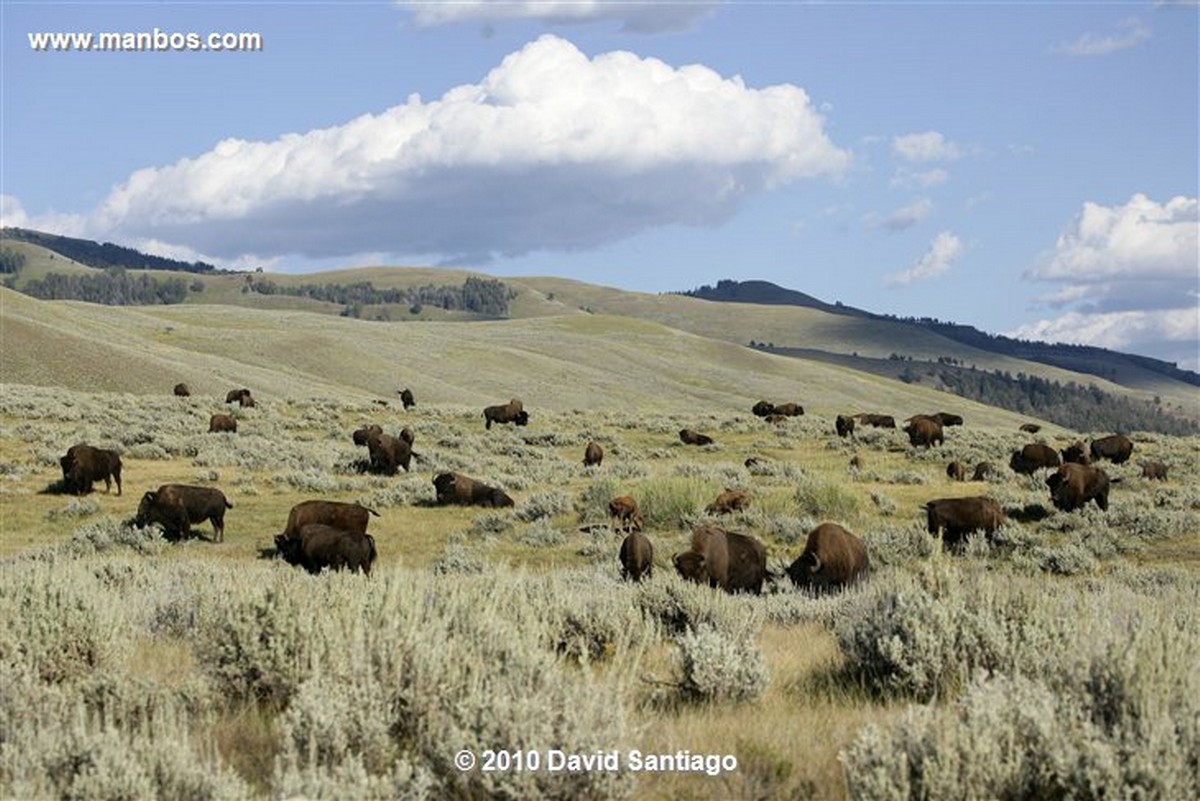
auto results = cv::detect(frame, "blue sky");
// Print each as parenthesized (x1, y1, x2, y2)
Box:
(3, 1, 1197, 370)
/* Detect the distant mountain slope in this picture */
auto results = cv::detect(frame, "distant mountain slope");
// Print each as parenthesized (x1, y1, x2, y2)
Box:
(1, 227, 217, 273)
(676, 278, 871, 317)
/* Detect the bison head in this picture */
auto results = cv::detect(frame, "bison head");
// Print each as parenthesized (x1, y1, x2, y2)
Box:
(673, 551, 709, 585)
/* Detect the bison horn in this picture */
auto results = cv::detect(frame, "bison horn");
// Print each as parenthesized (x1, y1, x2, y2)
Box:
(809, 553, 822, 574)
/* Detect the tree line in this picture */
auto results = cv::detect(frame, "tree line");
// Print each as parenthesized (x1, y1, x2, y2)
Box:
(0, 228, 216, 274)
(246, 275, 514, 317)
(15, 268, 192, 305)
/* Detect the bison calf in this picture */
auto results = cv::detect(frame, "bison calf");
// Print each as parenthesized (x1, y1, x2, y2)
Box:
(608, 495, 643, 531)
(137, 484, 232, 542)
(946, 461, 966, 482)
(275, 524, 377, 576)
(705, 490, 750, 516)
(785, 523, 869, 593)
(1141, 460, 1168, 481)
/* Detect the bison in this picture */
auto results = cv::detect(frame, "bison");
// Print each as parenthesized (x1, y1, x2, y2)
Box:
(483, 398, 528, 430)
(673, 524, 767, 595)
(925, 496, 1006, 547)
(1047, 463, 1113, 512)
(583, 441, 603, 467)
(136, 484, 232, 542)
(751, 400, 775, 417)
(835, 415, 856, 438)
(854, 413, 896, 429)
(209, 413, 237, 434)
(225, 388, 252, 405)
(678, 429, 714, 446)
(433, 472, 514, 508)
(773, 402, 804, 417)
(619, 531, 653, 582)
(399, 388, 415, 409)
(1090, 434, 1134, 465)
(352, 424, 383, 447)
(903, 416, 944, 449)
(933, 412, 963, 427)
(946, 461, 967, 482)
(1060, 441, 1091, 465)
(608, 495, 643, 532)
(281, 499, 378, 542)
(173, 383, 191, 397)
(1009, 443, 1060, 475)
(705, 490, 750, 516)
(1141, 460, 1168, 481)
(275, 524, 376, 576)
(59, 443, 122, 496)
(367, 431, 413, 474)
(1019, 423, 1042, 434)
(971, 462, 993, 482)
(785, 522, 869, 593)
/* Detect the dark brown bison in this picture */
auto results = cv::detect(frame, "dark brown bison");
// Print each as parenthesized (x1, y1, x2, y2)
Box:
(1060, 441, 1091, 465)
(399, 388, 415, 409)
(275, 524, 376, 576)
(483, 398, 528, 430)
(946, 461, 966, 481)
(933, 412, 963, 427)
(619, 531, 653, 582)
(854, 413, 896, 429)
(1090, 434, 1134, 465)
(835, 415, 856, 438)
(433, 472, 514, 508)
(1009, 443, 1061, 475)
(608, 495, 643, 531)
(751, 400, 775, 417)
(136, 484, 232, 542)
(785, 523, 869, 593)
(1141, 460, 1168, 481)
(352, 424, 383, 447)
(583, 441, 603, 467)
(773, 402, 804, 417)
(678, 429, 714, 446)
(208, 413, 237, 433)
(173, 383, 191, 397)
(1047, 463, 1114, 512)
(225, 388, 252, 405)
(705, 490, 750, 515)
(971, 462, 992, 482)
(281, 500, 379, 542)
(367, 431, 413, 474)
(903, 416, 944, 448)
(673, 524, 767, 595)
(59, 443, 122, 496)
(1019, 423, 1042, 434)
(925, 496, 1006, 547)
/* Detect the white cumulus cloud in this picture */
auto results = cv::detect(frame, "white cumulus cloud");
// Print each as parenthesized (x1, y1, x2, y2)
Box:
(74, 35, 849, 264)
(1009, 308, 1199, 372)
(886, 230, 964, 287)
(405, 1, 720, 33)
(892, 131, 962, 163)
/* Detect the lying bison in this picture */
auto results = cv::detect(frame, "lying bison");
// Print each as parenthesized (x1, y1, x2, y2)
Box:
(1047, 463, 1114, 512)
(60, 443, 122, 496)
(275, 524, 376, 576)
(173, 383, 191, 397)
(483, 398, 528, 430)
(854, 413, 896, 429)
(619, 530, 653, 582)
(785, 523, 869, 593)
(583, 441, 603, 467)
(608, 495, 643, 531)
(835, 415, 856, 438)
(678, 429, 714, 446)
(399, 388, 415, 409)
(673, 524, 767, 595)
(1090, 434, 1133, 465)
(209, 414, 237, 434)
(925, 496, 1006, 547)
(1009, 443, 1060, 475)
(433, 472, 514, 508)
(137, 484, 232, 542)
(773, 402, 804, 417)
(705, 489, 750, 515)
(903, 416, 944, 449)
(1141, 460, 1168, 481)
(281, 499, 378, 542)
(1019, 422, 1042, 434)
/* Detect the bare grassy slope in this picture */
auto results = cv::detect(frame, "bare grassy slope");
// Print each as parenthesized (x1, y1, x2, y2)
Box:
(2, 288, 1046, 427)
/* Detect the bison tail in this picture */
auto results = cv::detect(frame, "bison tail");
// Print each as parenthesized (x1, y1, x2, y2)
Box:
(225, 499, 234, 509)
(365, 506, 381, 517)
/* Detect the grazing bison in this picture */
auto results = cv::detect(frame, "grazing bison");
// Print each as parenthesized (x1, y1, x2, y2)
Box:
(173, 383, 191, 397)
(1141, 460, 1168, 481)
(136, 484, 232, 542)
(433, 472, 514, 508)
(1090, 434, 1134, 465)
(785, 523, 869, 593)
(281, 500, 378, 542)
(854, 413, 896, 429)
(933, 412, 963, 427)
(925, 496, 1006, 547)
(59, 443, 122, 496)
(583, 441, 603, 467)
(903, 416, 944, 449)
(946, 461, 967, 482)
(678, 429, 714, 446)
(367, 431, 413, 475)
(1047, 463, 1114, 512)
(608, 495, 643, 531)
(352, 424, 383, 447)
(751, 401, 775, 417)
(773, 402, 804, 417)
(835, 415, 856, 438)
(619, 531, 653, 582)
(705, 490, 750, 516)
(483, 398, 528, 430)
(209, 413, 237, 434)
(1009, 443, 1060, 475)
(275, 524, 376, 576)
(1019, 423, 1042, 434)
(971, 462, 993, 482)
(225, 388, 252, 405)
(673, 524, 767, 595)
(1060, 441, 1091, 465)
(399, 388, 415, 409)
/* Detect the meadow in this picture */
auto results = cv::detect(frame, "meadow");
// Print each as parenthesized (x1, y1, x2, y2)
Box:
(1, 379, 1198, 800)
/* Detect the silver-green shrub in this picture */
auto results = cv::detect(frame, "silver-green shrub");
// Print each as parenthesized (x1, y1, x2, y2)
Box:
(674, 625, 768, 704)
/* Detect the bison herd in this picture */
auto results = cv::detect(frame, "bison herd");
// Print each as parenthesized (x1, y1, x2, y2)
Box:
(50, 386, 1164, 586)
